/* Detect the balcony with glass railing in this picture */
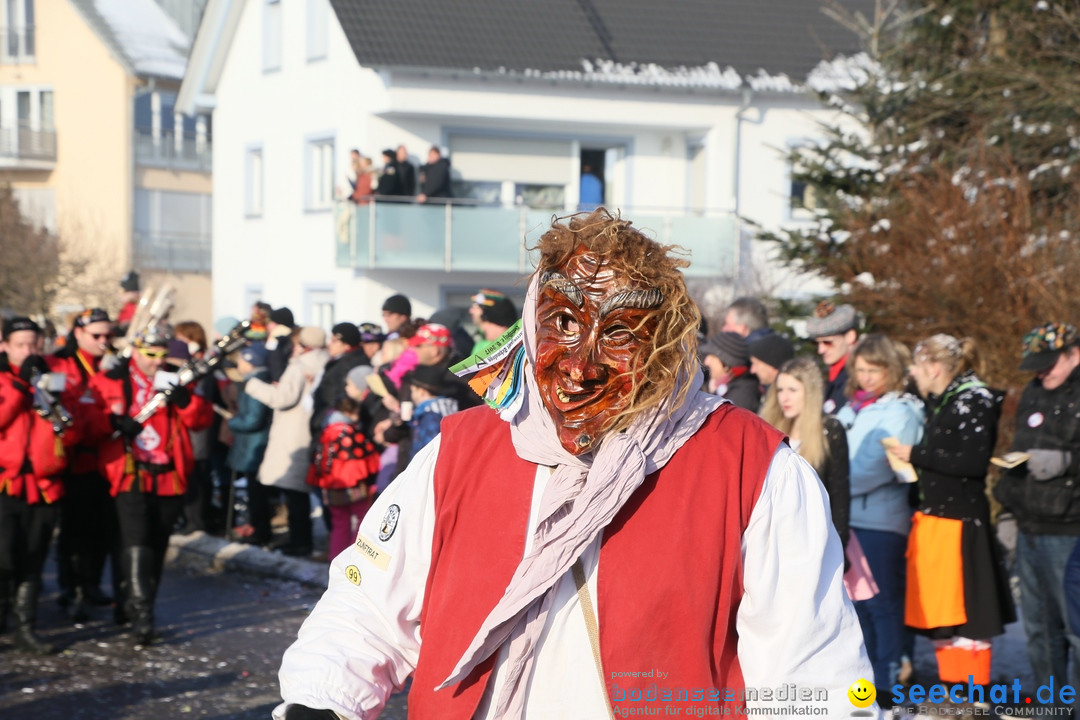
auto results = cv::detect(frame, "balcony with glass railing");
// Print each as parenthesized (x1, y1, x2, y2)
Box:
(134, 130, 212, 172)
(334, 199, 738, 278)
(0, 125, 55, 169)
(133, 230, 211, 274)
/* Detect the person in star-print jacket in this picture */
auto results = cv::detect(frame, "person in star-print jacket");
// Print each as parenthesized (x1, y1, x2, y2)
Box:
(84, 324, 212, 646)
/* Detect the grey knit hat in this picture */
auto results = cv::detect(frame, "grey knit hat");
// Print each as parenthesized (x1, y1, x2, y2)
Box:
(806, 302, 859, 339)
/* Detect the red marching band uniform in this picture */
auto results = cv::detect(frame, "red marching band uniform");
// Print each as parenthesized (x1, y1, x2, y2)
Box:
(81, 340, 212, 646)
(47, 347, 104, 475)
(0, 366, 72, 504)
(0, 345, 79, 654)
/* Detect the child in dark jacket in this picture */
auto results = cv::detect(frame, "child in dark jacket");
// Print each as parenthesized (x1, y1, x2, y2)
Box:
(406, 364, 459, 461)
(227, 343, 273, 545)
(307, 396, 380, 559)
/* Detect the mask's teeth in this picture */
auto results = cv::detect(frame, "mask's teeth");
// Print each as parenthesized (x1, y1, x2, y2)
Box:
(556, 387, 569, 403)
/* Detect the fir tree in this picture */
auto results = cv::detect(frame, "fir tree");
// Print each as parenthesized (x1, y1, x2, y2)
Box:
(766, 0, 1080, 386)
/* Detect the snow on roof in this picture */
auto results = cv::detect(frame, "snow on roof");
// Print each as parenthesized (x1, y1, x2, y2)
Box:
(92, 0, 190, 79)
(481, 54, 877, 94)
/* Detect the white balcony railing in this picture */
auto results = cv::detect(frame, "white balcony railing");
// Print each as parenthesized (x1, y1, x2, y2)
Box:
(334, 200, 738, 278)
(0, 126, 56, 161)
(134, 130, 212, 172)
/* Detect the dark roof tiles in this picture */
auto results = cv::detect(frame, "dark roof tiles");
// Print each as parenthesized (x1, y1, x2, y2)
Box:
(330, 0, 872, 82)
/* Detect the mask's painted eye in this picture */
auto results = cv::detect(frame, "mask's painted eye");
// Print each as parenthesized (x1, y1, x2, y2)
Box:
(556, 312, 581, 336)
(603, 325, 633, 346)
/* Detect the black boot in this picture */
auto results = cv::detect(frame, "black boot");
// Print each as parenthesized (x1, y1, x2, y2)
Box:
(124, 546, 156, 646)
(67, 554, 89, 623)
(0, 573, 11, 634)
(13, 581, 56, 655)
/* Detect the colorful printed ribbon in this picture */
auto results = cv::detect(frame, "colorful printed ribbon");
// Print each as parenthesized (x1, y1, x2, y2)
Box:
(450, 320, 526, 420)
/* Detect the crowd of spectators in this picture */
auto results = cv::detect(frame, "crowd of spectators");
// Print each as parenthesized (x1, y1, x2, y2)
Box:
(5, 266, 1079, 705)
(702, 296, 1079, 712)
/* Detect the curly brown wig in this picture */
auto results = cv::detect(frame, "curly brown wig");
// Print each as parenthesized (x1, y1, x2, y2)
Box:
(532, 208, 700, 434)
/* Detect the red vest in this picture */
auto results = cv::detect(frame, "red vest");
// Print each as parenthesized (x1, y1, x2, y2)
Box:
(409, 402, 784, 717)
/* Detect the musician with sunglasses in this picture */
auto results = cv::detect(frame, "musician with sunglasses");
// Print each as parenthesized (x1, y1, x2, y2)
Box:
(48, 308, 120, 623)
(85, 325, 212, 646)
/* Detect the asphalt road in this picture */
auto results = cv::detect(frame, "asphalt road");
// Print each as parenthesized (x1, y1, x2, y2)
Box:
(0, 550, 409, 720)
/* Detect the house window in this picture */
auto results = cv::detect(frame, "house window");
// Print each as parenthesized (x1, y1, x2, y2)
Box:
(305, 137, 334, 210)
(4, 0, 34, 61)
(246, 147, 264, 217)
(789, 173, 819, 214)
(306, 0, 328, 61)
(515, 183, 565, 209)
(789, 151, 820, 218)
(38, 89, 51, 130)
(305, 287, 335, 329)
(263, 0, 282, 72)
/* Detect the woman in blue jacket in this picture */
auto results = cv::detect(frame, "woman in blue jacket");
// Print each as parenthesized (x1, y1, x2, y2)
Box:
(835, 334, 924, 699)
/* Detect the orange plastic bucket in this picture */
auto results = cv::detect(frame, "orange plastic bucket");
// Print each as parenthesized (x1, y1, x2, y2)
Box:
(935, 644, 991, 685)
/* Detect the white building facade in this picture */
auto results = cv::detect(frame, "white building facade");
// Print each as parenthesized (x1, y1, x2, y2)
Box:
(180, 0, 866, 329)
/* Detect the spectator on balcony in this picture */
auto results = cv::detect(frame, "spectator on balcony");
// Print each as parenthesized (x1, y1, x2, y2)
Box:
(396, 145, 417, 198)
(579, 163, 603, 211)
(375, 149, 403, 199)
(347, 151, 374, 206)
(418, 146, 452, 203)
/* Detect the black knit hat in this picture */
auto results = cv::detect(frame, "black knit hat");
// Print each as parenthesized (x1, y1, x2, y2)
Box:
(382, 294, 412, 317)
(748, 333, 795, 371)
(481, 296, 518, 328)
(3, 316, 41, 340)
(331, 322, 361, 347)
(269, 306, 295, 328)
(701, 331, 749, 369)
(409, 364, 447, 395)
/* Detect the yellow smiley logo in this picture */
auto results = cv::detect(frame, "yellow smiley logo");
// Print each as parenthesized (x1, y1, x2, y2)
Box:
(848, 679, 876, 708)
